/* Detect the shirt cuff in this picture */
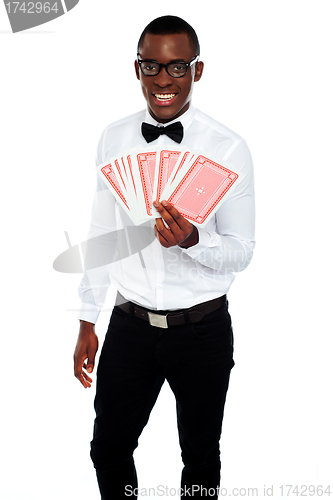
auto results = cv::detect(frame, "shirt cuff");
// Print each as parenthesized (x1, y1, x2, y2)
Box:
(180, 227, 220, 258)
(77, 303, 100, 325)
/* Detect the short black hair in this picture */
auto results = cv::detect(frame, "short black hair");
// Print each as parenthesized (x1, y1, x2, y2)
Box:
(137, 15, 200, 56)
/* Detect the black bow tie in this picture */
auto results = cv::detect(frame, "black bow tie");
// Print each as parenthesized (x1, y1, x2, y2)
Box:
(141, 121, 184, 144)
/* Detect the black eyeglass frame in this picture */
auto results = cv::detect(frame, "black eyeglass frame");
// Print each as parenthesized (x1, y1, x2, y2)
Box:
(136, 54, 199, 78)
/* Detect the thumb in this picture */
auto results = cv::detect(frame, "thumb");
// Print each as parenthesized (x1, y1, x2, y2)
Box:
(86, 345, 97, 373)
(86, 358, 94, 373)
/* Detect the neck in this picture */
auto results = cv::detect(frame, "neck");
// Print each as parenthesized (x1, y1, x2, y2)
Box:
(148, 102, 191, 124)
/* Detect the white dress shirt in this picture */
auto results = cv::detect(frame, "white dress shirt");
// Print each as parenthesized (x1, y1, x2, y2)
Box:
(78, 105, 255, 324)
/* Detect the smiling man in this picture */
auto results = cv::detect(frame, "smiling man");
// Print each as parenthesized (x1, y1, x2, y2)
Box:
(136, 31, 201, 123)
(74, 15, 255, 500)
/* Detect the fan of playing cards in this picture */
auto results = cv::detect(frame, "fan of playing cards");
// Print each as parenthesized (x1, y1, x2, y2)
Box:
(97, 146, 243, 227)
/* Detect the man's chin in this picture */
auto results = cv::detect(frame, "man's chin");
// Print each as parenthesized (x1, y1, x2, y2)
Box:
(148, 103, 189, 124)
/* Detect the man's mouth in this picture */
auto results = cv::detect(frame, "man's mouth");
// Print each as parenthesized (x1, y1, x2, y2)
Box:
(154, 93, 176, 100)
(153, 93, 177, 105)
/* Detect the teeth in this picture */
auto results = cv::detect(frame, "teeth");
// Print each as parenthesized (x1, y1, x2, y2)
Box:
(154, 93, 176, 100)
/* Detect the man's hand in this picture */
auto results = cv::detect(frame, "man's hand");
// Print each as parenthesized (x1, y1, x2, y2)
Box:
(153, 200, 199, 249)
(74, 320, 99, 388)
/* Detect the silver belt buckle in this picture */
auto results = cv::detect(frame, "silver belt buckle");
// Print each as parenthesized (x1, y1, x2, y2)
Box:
(148, 311, 168, 329)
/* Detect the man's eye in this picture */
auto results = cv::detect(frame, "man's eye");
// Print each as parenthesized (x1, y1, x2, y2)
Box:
(143, 64, 156, 71)
(172, 64, 185, 72)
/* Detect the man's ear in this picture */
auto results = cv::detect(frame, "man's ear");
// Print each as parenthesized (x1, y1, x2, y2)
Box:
(194, 61, 204, 82)
(135, 60, 140, 80)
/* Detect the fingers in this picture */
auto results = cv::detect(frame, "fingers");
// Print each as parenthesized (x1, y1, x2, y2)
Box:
(74, 355, 93, 389)
(80, 363, 93, 388)
(73, 328, 98, 389)
(154, 200, 186, 229)
(154, 217, 176, 247)
(153, 200, 195, 248)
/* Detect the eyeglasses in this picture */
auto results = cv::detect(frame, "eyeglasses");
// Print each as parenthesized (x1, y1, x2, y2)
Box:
(137, 55, 199, 78)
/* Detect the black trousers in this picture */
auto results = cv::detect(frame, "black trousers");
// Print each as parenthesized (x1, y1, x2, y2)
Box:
(90, 300, 234, 499)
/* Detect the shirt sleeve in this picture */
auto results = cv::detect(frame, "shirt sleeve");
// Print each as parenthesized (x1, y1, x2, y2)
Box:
(180, 139, 255, 273)
(77, 131, 119, 324)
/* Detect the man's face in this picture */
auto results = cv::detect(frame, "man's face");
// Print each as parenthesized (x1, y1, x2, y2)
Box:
(135, 33, 204, 124)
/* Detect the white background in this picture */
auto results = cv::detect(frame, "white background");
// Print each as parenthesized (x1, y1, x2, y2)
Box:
(1, 1, 332, 499)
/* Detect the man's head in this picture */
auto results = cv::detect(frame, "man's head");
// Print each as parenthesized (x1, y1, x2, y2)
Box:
(135, 16, 204, 124)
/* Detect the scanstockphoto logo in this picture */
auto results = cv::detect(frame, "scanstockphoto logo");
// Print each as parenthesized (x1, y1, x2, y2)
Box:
(53, 228, 156, 273)
(3, 0, 79, 33)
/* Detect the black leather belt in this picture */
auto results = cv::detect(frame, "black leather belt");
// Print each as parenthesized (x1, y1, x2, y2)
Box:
(115, 293, 226, 329)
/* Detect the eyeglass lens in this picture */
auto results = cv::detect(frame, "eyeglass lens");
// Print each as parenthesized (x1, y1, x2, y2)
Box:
(140, 61, 188, 77)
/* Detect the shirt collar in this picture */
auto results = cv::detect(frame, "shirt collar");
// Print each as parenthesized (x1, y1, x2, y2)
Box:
(144, 105, 195, 132)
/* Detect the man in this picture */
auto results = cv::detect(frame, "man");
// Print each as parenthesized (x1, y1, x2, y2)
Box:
(74, 15, 255, 499)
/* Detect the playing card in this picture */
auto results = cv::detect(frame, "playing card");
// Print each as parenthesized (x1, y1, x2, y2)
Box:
(125, 154, 137, 199)
(161, 155, 243, 227)
(158, 149, 193, 204)
(97, 154, 144, 225)
(168, 150, 194, 186)
(97, 160, 131, 216)
(97, 146, 243, 228)
(113, 158, 129, 197)
(134, 149, 158, 217)
(153, 148, 182, 201)
(113, 156, 136, 209)
(123, 153, 148, 224)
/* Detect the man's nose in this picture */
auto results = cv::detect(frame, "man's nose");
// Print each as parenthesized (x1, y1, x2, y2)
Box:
(153, 66, 173, 87)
